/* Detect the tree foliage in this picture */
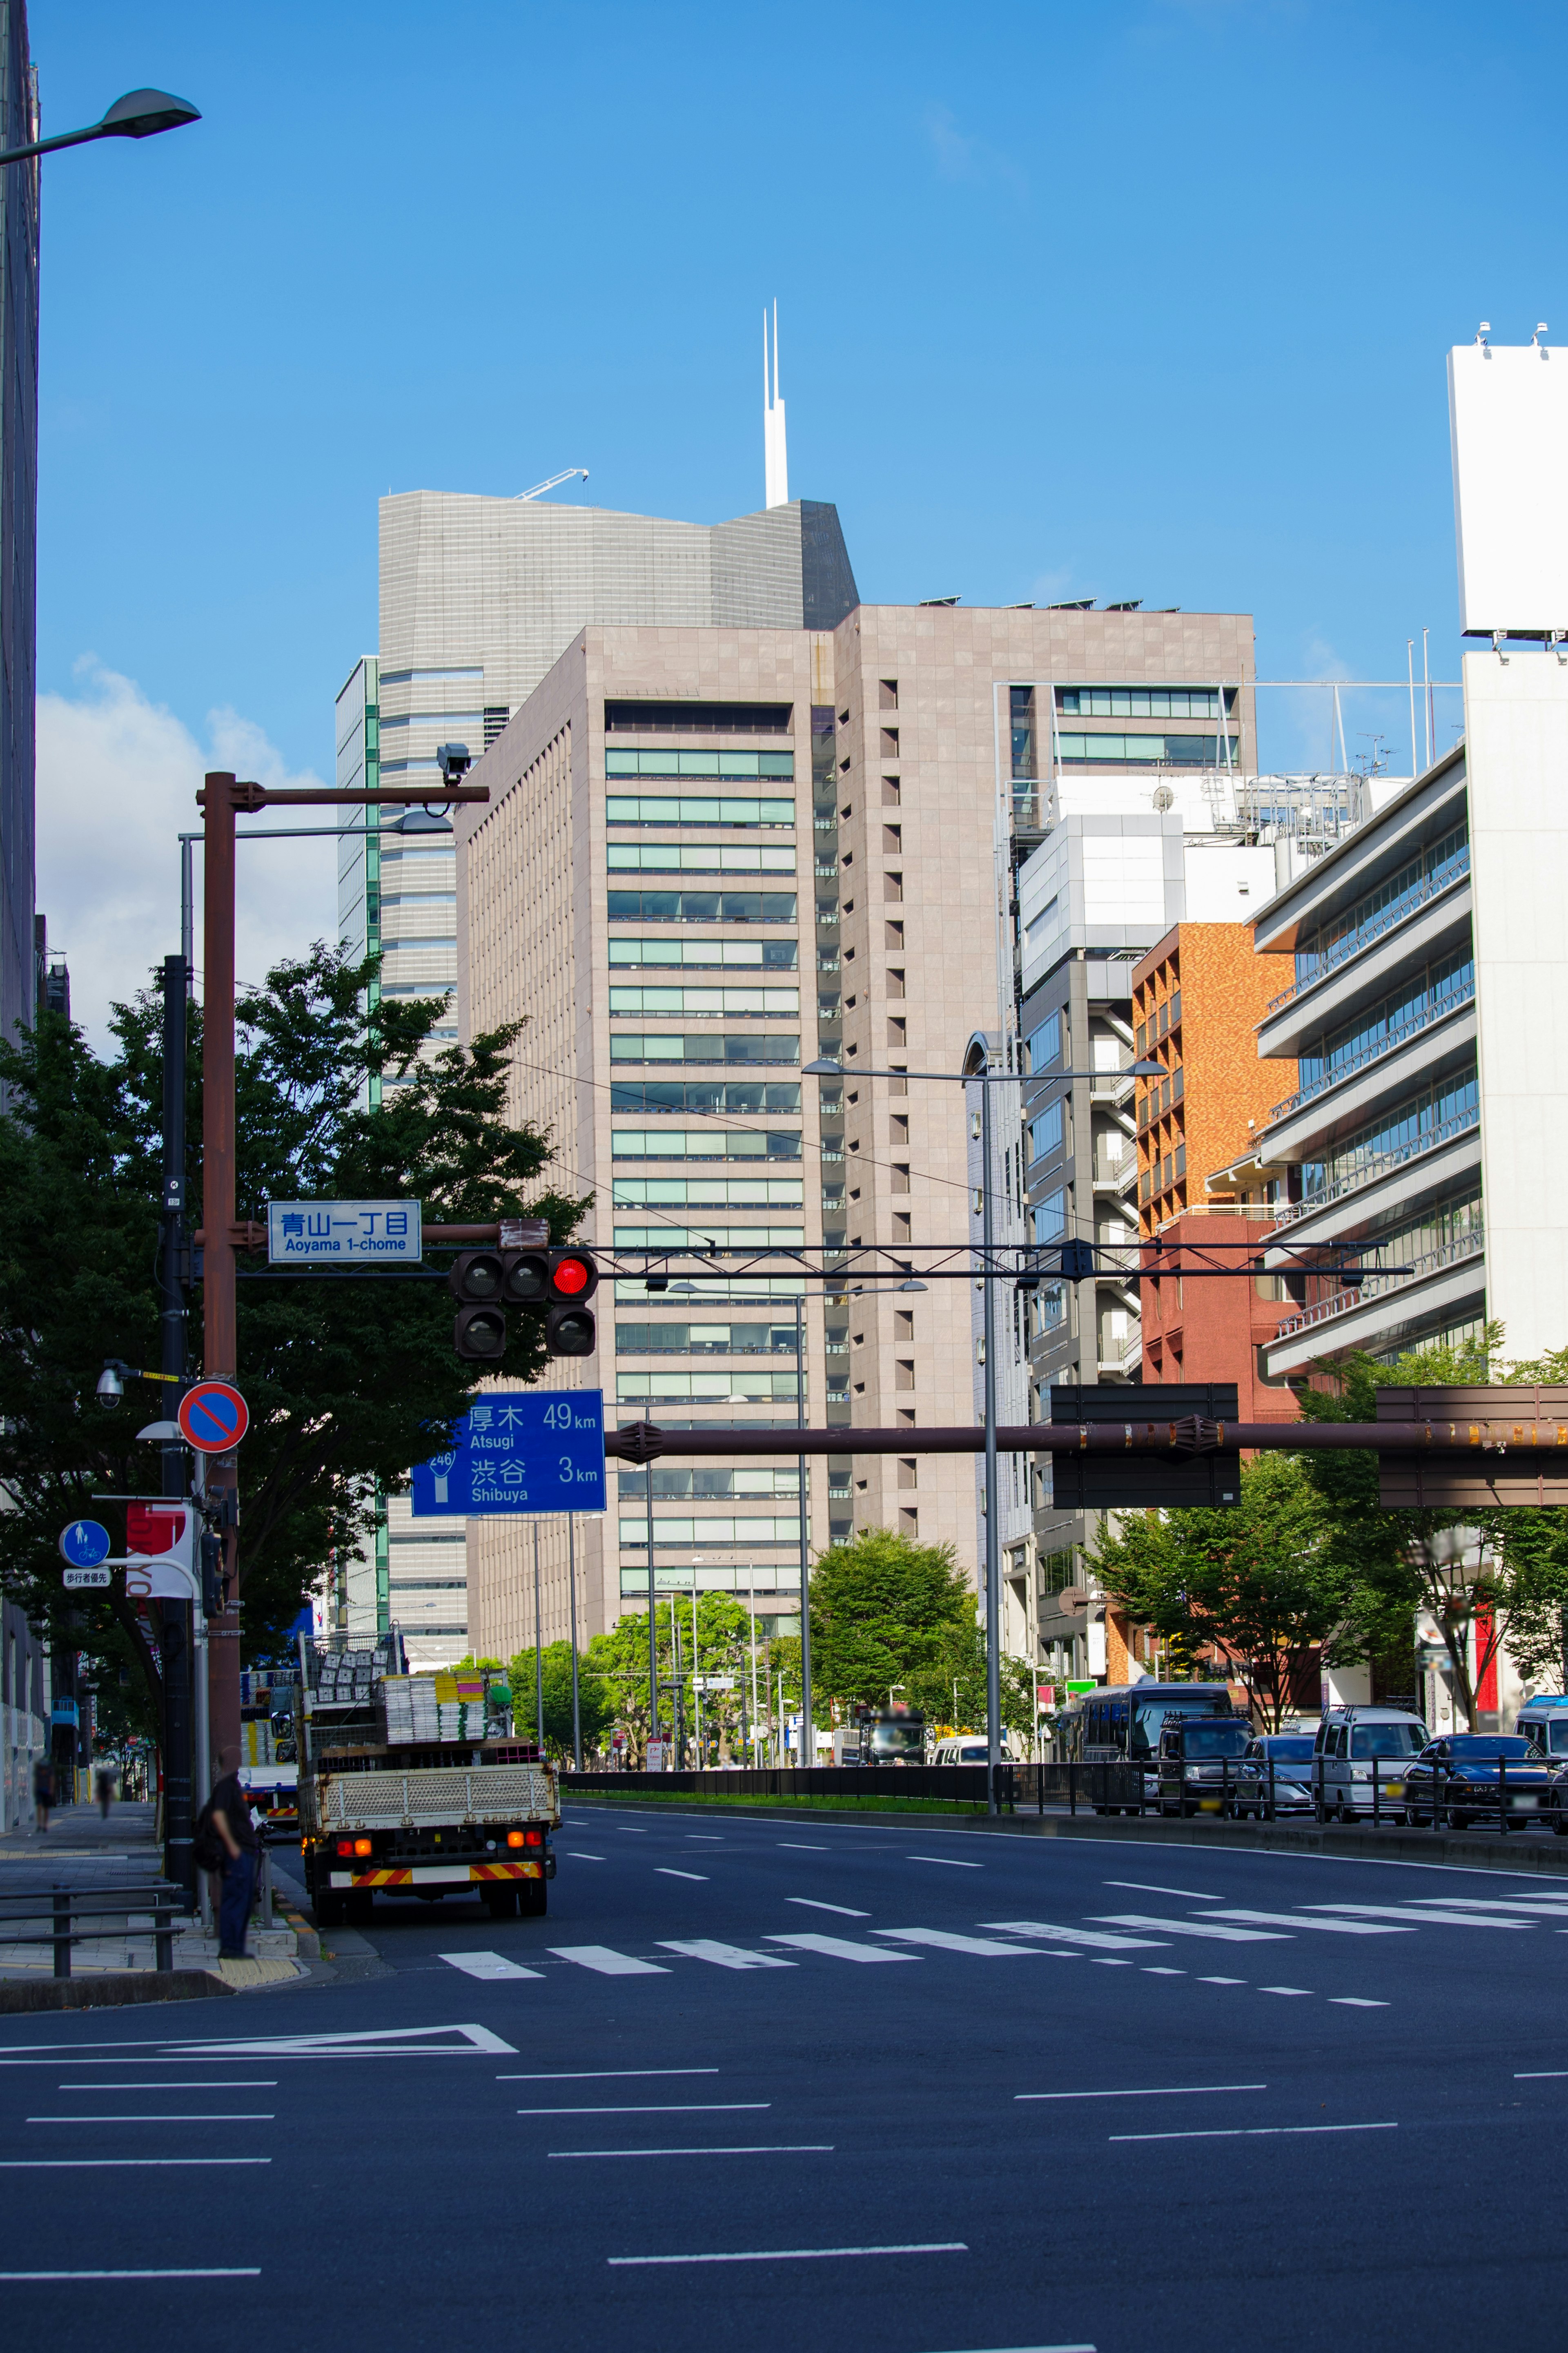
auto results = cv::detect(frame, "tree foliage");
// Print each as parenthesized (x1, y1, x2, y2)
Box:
(0, 948, 585, 1739)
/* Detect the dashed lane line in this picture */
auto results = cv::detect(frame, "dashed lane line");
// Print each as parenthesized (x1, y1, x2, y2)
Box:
(785, 1897, 869, 1918)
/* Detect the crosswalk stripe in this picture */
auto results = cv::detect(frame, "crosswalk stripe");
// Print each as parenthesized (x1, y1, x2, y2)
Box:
(1090, 1914, 1288, 1943)
(440, 1952, 543, 1981)
(981, 1919, 1168, 1952)
(658, 1941, 795, 1971)
(549, 1946, 671, 1976)
(1409, 1898, 1568, 1915)
(766, 1933, 918, 1965)
(1206, 1910, 1413, 1937)
(873, 1928, 1055, 1958)
(1304, 1905, 1530, 1929)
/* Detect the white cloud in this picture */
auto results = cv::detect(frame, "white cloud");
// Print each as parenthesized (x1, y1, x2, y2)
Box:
(36, 661, 339, 1054)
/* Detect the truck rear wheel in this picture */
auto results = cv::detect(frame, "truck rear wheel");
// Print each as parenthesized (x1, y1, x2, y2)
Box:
(518, 1878, 547, 1917)
(483, 1886, 519, 1919)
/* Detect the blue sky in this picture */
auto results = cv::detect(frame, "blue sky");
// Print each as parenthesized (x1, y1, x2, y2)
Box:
(29, 0, 1566, 1021)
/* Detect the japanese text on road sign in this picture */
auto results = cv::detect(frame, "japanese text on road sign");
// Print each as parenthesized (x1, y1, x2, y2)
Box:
(267, 1199, 423, 1264)
(410, 1391, 606, 1517)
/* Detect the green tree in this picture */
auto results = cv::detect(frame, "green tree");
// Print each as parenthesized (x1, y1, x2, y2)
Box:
(579, 1593, 756, 1762)
(808, 1528, 980, 1724)
(0, 950, 584, 1743)
(1295, 1327, 1568, 1726)
(508, 1640, 616, 1758)
(1088, 1453, 1348, 1729)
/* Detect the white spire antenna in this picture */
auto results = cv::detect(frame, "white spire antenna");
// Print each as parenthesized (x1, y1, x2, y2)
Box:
(763, 301, 788, 508)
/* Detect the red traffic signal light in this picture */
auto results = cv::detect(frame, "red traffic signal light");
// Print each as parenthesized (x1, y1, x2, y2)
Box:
(448, 1244, 597, 1360)
(548, 1249, 597, 1302)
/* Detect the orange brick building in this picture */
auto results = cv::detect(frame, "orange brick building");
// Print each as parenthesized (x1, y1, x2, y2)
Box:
(1132, 922, 1299, 1421)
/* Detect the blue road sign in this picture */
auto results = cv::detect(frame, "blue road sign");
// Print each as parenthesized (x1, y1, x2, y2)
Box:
(59, 1518, 112, 1569)
(410, 1391, 606, 1517)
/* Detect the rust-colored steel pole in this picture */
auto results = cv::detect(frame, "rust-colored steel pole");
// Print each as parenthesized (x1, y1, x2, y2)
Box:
(602, 1418, 1568, 1460)
(200, 771, 245, 1780)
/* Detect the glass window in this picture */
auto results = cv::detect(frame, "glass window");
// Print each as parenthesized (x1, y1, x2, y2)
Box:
(605, 890, 797, 924)
(606, 939, 798, 971)
(607, 843, 796, 874)
(608, 1033, 800, 1064)
(605, 794, 795, 827)
(1180, 1722, 1251, 1758)
(608, 987, 801, 1017)
(1032, 1191, 1066, 1244)
(1029, 1102, 1064, 1164)
(604, 749, 795, 781)
(1027, 1010, 1062, 1072)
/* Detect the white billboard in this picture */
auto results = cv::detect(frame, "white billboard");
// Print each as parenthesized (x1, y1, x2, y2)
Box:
(1449, 339, 1568, 634)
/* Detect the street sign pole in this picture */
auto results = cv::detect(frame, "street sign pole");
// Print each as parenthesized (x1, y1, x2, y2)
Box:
(160, 948, 195, 1894)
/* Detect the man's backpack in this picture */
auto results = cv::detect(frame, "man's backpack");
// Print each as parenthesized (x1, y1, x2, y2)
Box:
(192, 1800, 225, 1872)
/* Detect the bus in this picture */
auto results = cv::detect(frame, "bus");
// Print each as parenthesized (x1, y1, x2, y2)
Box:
(1058, 1682, 1239, 1810)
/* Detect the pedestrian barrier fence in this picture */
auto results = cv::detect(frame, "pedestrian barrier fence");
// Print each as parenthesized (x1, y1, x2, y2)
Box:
(0, 1878, 194, 1978)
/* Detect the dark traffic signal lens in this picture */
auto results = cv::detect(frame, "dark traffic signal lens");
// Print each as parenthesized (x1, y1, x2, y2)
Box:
(501, 1251, 550, 1304)
(449, 1249, 506, 1303)
(454, 1305, 507, 1361)
(546, 1304, 597, 1356)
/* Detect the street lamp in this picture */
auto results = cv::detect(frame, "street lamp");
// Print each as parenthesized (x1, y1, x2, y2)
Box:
(0, 87, 200, 168)
(805, 1051, 1161, 1815)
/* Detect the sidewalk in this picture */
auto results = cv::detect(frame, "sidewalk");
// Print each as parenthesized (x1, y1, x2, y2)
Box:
(0, 1797, 163, 1870)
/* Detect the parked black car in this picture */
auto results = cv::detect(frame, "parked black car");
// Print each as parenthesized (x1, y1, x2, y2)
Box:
(1401, 1735, 1550, 1828)
(1156, 1716, 1252, 1816)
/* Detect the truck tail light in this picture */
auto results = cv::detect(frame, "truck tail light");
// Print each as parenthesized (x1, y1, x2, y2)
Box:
(353, 1837, 372, 1857)
(335, 1838, 356, 1857)
(506, 1830, 526, 1848)
(525, 1829, 543, 1847)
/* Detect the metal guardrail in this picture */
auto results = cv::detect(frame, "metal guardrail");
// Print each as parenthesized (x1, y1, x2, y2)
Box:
(565, 1764, 1011, 1804)
(0, 1879, 194, 1979)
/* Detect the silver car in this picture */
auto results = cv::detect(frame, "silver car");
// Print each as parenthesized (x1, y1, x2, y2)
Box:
(1232, 1732, 1316, 1818)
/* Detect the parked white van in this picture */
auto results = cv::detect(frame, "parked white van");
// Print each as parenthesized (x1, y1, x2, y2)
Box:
(1516, 1697, 1568, 1761)
(1313, 1704, 1429, 1822)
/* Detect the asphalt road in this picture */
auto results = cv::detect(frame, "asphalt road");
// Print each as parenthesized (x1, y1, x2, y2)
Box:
(6, 1801, 1568, 2351)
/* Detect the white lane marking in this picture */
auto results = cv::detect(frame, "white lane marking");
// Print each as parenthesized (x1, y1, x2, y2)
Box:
(981, 1919, 1168, 1952)
(1091, 1914, 1287, 1943)
(1018, 2084, 1266, 2102)
(1142, 1968, 1185, 1976)
(607, 2242, 968, 2266)
(62, 2083, 277, 2091)
(549, 1946, 671, 1976)
(778, 1843, 829, 1851)
(566, 1852, 606, 1861)
(1196, 1976, 1245, 1985)
(550, 2143, 833, 2159)
(1111, 2121, 1395, 2144)
(0, 2159, 271, 2169)
(655, 1869, 709, 1881)
(686, 1836, 724, 1841)
(874, 1928, 1053, 1958)
(1517, 2070, 1568, 2078)
(1259, 1987, 1314, 1997)
(907, 1855, 983, 1869)
(497, 2068, 719, 2081)
(785, 1897, 870, 1918)
(439, 1952, 544, 1981)
(1330, 1998, 1391, 2008)
(1091, 1958, 1129, 1967)
(1104, 1881, 1224, 1901)
(0, 2269, 263, 2280)
(1410, 1897, 1568, 1914)
(659, 1940, 796, 1971)
(1305, 1905, 1530, 1929)
(0, 2024, 516, 2060)
(766, 1933, 918, 1965)
(1207, 1909, 1413, 1937)
(518, 2103, 769, 2115)
(29, 2114, 273, 2124)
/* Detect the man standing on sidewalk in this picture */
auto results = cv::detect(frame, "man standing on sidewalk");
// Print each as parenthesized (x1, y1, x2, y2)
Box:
(207, 1744, 259, 1960)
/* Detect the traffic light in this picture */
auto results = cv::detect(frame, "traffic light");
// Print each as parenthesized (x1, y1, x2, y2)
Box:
(545, 1247, 598, 1357)
(447, 1245, 598, 1360)
(450, 1249, 510, 1362)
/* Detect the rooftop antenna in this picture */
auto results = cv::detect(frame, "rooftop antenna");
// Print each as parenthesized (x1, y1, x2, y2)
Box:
(763, 302, 788, 509)
(514, 468, 589, 500)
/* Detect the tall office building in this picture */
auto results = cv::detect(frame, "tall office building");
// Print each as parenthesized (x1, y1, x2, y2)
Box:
(335, 490, 858, 1658)
(456, 603, 1267, 1663)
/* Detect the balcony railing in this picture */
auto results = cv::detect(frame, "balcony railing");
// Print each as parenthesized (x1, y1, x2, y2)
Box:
(1270, 1107, 1481, 1228)
(1265, 978, 1476, 1124)
(1270, 1230, 1485, 1341)
(1266, 845, 1471, 1014)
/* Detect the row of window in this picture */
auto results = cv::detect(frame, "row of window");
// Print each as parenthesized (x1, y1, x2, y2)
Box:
(613, 1222, 806, 1248)
(617, 1517, 805, 1546)
(610, 1128, 801, 1161)
(1300, 1066, 1480, 1196)
(609, 1033, 799, 1065)
(605, 750, 795, 779)
(1294, 823, 1470, 986)
(609, 844, 796, 872)
(612, 1177, 805, 1207)
(616, 1323, 803, 1355)
(609, 939, 798, 973)
(1055, 732, 1239, 767)
(616, 1372, 801, 1402)
(1056, 687, 1233, 718)
(610, 1080, 802, 1115)
(607, 890, 796, 926)
(1296, 949, 1474, 1094)
(609, 986, 800, 1017)
(607, 795, 795, 829)
(618, 1468, 803, 1498)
